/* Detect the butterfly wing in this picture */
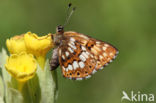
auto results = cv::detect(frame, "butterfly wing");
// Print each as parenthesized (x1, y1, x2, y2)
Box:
(58, 37, 97, 80)
(64, 31, 119, 70)
(58, 31, 118, 80)
(85, 38, 118, 70)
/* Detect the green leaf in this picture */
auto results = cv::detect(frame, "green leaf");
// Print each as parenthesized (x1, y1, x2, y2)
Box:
(0, 48, 13, 103)
(0, 48, 11, 86)
(0, 75, 4, 103)
(37, 60, 58, 103)
(6, 88, 23, 103)
(0, 97, 4, 103)
(22, 74, 41, 103)
(0, 49, 24, 103)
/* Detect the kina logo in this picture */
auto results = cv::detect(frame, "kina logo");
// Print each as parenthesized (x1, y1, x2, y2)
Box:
(121, 91, 155, 102)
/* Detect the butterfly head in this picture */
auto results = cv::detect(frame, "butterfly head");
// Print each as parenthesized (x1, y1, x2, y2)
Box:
(56, 25, 64, 34)
(53, 25, 64, 46)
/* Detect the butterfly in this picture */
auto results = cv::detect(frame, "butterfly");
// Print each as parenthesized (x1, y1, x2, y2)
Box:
(49, 25, 119, 80)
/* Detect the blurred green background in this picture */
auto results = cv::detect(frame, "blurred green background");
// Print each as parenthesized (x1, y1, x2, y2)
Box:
(0, 0, 156, 103)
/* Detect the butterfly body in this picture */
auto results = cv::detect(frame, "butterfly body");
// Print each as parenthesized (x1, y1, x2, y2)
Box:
(50, 25, 118, 80)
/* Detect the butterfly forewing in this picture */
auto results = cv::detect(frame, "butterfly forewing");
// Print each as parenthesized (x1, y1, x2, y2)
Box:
(58, 36, 97, 80)
(58, 31, 118, 80)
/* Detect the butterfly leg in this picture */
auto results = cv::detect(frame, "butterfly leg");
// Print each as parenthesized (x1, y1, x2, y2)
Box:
(50, 47, 60, 71)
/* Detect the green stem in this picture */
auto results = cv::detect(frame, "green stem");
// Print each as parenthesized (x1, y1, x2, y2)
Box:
(36, 56, 45, 70)
(18, 81, 25, 92)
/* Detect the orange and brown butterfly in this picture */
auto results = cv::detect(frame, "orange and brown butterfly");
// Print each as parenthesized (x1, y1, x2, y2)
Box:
(50, 25, 119, 80)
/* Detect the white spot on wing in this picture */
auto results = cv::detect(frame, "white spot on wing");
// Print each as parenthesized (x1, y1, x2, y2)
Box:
(113, 55, 117, 59)
(73, 61, 79, 70)
(109, 52, 113, 56)
(109, 60, 113, 63)
(81, 46, 86, 51)
(85, 75, 91, 79)
(96, 41, 100, 44)
(79, 61, 85, 68)
(62, 55, 65, 60)
(79, 35, 89, 39)
(107, 58, 111, 61)
(65, 51, 69, 57)
(103, 47, 107, 51)
(79, 54, 86, 62)
(100, 67, 103, 70)
(67, 64, 73, 70)
(68, 77, 72, 79)
(81, 40, 87, 45)
(99, 55, 103, 60)
(104, 44, 109, 47)
(70, 38, 75, 42)
(91, 48, 98, 55)
(105, 63, 108, 66)
(62, 66, 65, 71)
(93, 46, 101, 52)
(116, 51, 119, 54)
(68, 47, 74, 53)
(103, 53, 107, 57)
(82, 52, 89, 58)
(76, 78, 83, 80)
(70, 41, 75, 45)
(86, 52, 90, 55)
(68, 43, 76, 49)
(92, 69, 97, 74)
(65, 67, 68, 72)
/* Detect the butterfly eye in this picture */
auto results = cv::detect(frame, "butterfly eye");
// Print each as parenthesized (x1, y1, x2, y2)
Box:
(58, 25, 63, 30)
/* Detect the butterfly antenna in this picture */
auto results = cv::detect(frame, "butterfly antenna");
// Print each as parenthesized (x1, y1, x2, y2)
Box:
(63, 3, 76, 27)
(66, 3, 72, 18)
(63, 3, 72, 26)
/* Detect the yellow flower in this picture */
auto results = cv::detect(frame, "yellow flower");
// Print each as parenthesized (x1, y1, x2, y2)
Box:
(6, 34, 27, 54)
(5, 52, 37, 82)
(24, 32, 53, 57)
(24, 32, 53, 69)
(6, 32, 53, 69)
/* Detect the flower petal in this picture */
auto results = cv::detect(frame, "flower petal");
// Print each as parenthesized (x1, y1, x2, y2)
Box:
(24, 32, 53, 57)
(5, 52, 37, 82)
(6, 34, 27, 54)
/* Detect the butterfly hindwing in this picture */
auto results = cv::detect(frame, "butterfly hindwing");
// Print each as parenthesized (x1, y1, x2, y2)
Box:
(85, 38, 118, 70)
(58, 31, 118, 80)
